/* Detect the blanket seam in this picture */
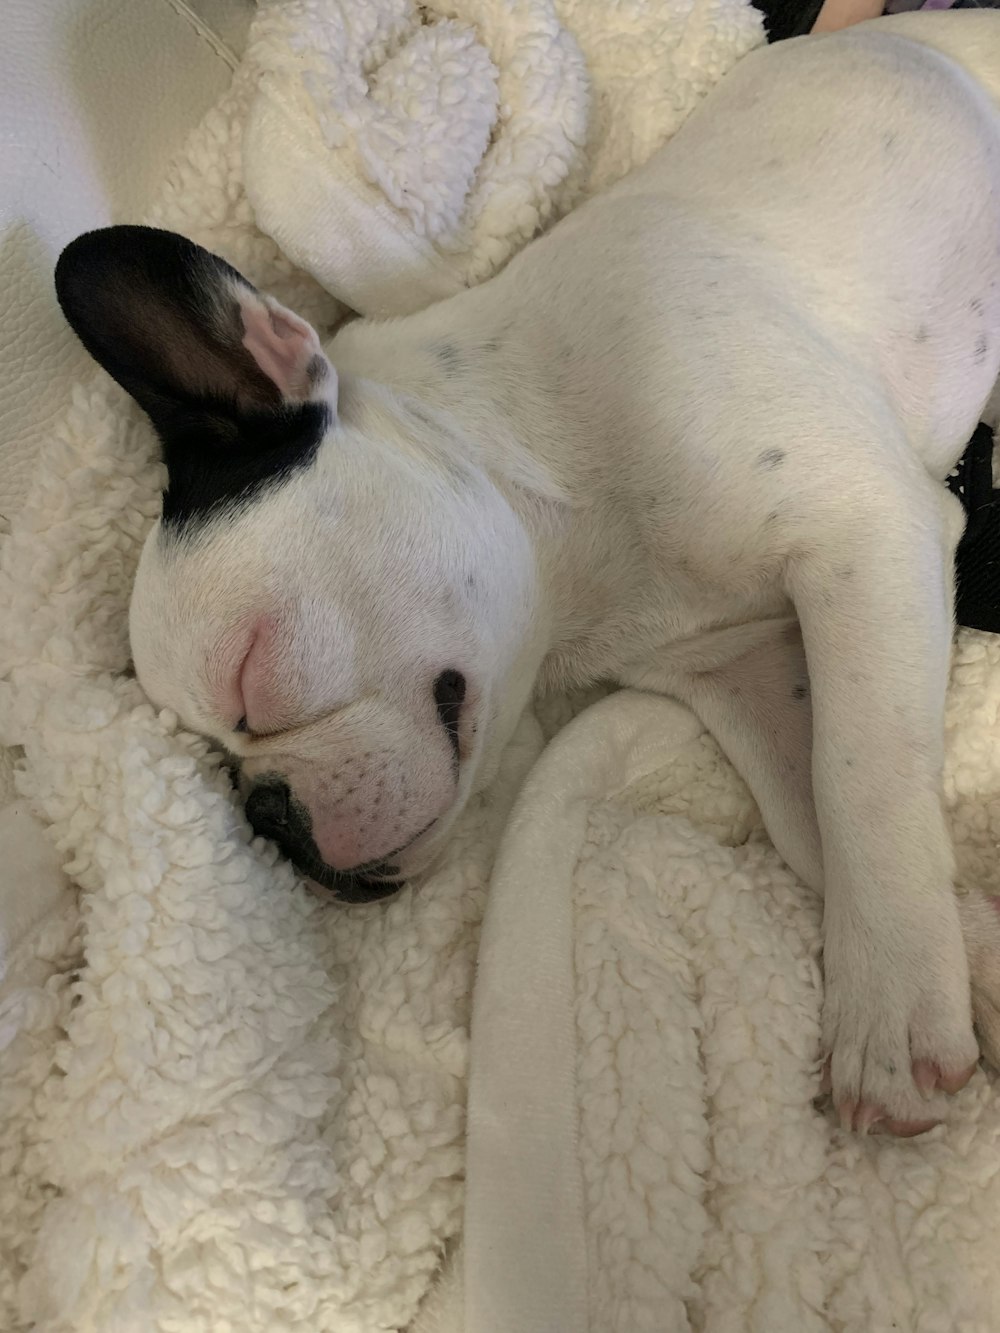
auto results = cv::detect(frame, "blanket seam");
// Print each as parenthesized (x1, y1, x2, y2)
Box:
(159, 0, 241, 71)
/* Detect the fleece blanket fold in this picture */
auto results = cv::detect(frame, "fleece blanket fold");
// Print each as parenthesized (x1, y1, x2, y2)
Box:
(465, 688, 1000, 1333)
(3, 0, 999, 1330)
(241, 0, 765, 316)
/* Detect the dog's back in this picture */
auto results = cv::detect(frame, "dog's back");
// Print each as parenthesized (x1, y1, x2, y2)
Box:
(583, 12, 1000, 478)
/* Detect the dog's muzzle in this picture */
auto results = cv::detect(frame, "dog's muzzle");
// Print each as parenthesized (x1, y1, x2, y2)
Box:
(244, 777, 404, 903)
(243, 670, 466, 902)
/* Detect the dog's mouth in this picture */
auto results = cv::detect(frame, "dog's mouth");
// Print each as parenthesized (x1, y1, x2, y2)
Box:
(265, 829, 407, 904)
(300, 855, 405, 904)
(301, 812, 446, 902)
(300, 805, 453, 901)
(243, 773, 444, 904)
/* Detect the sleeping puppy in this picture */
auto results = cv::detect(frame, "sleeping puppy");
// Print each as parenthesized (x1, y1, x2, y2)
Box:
(55, 11, 1000, 1136)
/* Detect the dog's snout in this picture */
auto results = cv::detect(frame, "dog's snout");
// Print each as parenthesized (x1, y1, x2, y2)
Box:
(433, 669, 466, 757)
(243, 774, 405, 903)
(245, 778, 294, 841)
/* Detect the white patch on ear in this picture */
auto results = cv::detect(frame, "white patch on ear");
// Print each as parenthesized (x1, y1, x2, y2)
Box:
(236, 286, 338, 411)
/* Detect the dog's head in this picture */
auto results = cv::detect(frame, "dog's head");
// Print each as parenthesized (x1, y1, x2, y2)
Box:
(55, 227, 544, 900)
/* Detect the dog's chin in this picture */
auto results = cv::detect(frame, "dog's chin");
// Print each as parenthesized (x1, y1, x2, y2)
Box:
(291, 803, 463, 904)
(303, 834, 451, 903)
(301, 834, 456, 904)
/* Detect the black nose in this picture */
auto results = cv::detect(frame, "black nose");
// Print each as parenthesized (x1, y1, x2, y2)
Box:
(244, 775, 404, 904)
(433, 669, 466, 758)
(245, 779, 294, 842)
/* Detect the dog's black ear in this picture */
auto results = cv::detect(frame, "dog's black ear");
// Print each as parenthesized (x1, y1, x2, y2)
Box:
(55, 225, 336, 525)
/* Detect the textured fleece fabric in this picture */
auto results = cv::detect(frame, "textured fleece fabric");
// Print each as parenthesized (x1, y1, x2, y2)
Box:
(4, 3, 1000, 1331)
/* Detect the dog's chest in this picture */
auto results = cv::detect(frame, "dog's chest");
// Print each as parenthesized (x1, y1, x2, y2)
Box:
(535, 499, 793, 695)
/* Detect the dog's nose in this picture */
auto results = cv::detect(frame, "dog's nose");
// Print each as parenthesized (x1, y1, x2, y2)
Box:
(244, 776, 404, 904)
(245, 778, 296, 842)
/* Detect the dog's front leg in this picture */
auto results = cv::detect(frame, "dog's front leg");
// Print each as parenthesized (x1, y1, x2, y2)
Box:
(787, 478, 978, 1133)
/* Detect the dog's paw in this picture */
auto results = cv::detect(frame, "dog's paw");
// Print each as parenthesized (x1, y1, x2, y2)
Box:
(959, 887, 1000, 1072)
(821, 902, 978, 1136)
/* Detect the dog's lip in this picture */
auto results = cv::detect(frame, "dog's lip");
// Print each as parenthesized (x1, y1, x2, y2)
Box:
(304, 867, 404, 904)
(294, 843, 404, 901)
(295, 814, 444, 903)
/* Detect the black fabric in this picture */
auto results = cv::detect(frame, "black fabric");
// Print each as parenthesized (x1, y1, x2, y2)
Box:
(947, 424, 1000, 633)
(753, 0, 826, 40)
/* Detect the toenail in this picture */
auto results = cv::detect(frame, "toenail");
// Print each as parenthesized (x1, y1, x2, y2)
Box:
(880, 1117, 940, 1138)
(912, 1058, 939, 1098)
(938, 1060, 979, 1095)
(855, 1104, 883, 1135)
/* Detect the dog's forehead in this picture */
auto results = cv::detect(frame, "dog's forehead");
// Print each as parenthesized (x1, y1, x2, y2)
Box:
(143, 479, 428, 612)
(140, 421, 505, 608)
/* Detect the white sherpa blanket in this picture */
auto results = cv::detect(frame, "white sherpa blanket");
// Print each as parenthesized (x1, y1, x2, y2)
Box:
(463, 686, 1000, 1333)
(3, 0, 1000, 1330)
(241, 0, 763, 317)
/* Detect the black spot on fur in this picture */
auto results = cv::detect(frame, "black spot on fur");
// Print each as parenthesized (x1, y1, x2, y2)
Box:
(970, 297, 984, 317)
(159, 400, 328, 528)
(915, 325, 929, 344)
(435, 342, 463, 374)
(306, 353, 328, 384)
(974, 333, 989, 364)
(758, 448, 786, 470)
(409, 402, 439, 431)
(791, 683, 808, 701)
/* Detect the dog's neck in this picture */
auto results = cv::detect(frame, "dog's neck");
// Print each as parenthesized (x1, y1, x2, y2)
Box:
(328, 301, 661, 692)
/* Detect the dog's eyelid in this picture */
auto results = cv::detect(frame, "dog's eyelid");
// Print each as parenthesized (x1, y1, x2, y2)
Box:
(231, 699, 362, 746)
(233, 715, 277, 742)
(234, 718, 275, 742)
(231, 716, 290, 743)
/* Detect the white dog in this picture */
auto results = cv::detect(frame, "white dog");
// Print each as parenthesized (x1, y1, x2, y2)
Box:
(55, 12, 1000, 1136)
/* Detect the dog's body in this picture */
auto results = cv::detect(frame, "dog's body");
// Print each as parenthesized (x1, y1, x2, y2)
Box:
(55, 11, 1000, 1135)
